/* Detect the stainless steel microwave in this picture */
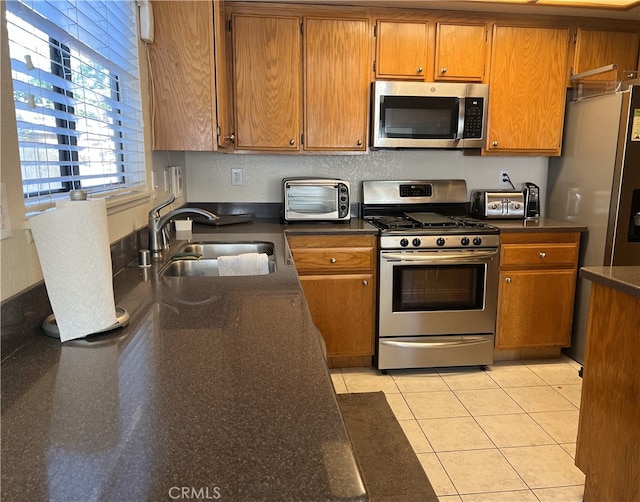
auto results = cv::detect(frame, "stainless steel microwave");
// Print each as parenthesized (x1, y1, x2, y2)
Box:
(371, 81, 489, 149)
(283, 178, 351, 222)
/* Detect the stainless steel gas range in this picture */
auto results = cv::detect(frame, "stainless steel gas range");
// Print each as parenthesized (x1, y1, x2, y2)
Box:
(362, 180, 500, 370)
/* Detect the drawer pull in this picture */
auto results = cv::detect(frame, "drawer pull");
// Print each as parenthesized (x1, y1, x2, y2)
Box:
(539, 252, 546, 259)
(362, 280, 368, 286)
(505, 277, 512, 283)
(330, 258, 337, 263)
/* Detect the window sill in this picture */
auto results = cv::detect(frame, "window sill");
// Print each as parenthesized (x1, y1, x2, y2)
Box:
(25, 190, 152, 219)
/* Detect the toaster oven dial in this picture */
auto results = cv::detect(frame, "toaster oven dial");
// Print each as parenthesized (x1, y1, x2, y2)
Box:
(400, 238, 409, 247)
(473, 237, 482, 246)
(461, 237, 470, 246)
(436, 238, 445, 247)
(412, 238, 422, 247)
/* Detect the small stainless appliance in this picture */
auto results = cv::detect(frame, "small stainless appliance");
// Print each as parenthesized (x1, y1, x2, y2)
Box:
(371, 81, 489, 149)
(362, 180, 499, 370)
(470, 190, 525, 219)
(524, 182, 540, 218)
(283, 178, 350, 222)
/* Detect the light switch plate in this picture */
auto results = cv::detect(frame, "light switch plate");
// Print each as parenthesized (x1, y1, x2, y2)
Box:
(1, 183, 13, 240)
(171, 165, 184, 197)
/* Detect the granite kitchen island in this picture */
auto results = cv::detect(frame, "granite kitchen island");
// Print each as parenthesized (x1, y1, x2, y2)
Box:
(1, 221, 374, 501)
(575, 266, 640, 502)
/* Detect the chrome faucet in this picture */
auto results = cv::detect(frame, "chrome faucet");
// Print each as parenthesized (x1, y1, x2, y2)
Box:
(148, 194, 218, 255)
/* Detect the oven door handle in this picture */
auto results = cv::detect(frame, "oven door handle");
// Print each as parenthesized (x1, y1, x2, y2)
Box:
(381, 251, 498, 262)
(380, 337, 490, 348)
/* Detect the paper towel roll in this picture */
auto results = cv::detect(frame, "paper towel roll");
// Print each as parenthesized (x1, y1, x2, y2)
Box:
(30, 198, 117, 342)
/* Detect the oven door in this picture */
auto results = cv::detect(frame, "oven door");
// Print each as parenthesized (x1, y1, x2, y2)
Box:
(379, 248, 499, 337)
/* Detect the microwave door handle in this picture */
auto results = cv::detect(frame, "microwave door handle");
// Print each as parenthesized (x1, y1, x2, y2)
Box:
(456, 98, 465, 140)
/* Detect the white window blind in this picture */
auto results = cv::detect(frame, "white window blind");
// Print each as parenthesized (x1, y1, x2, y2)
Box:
(5, 0, 145, 208)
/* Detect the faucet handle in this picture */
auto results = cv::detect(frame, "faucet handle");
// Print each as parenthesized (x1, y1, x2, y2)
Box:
(150, 193, 176, 215)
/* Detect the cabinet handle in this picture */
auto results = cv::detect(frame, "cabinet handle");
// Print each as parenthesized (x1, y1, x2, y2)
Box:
(539, 252, 546, 259)
(362, 280, 368, 286)
(330, 258, 337, 263)
(417, 66, 423, 73)
(225, 133, 235, 143)
(289, 139, 295, 146)
(492, 141, 499, 147)
(440, 67, 447, 74)
(357, 139, 362, 146)
(505, 277, 511, 283)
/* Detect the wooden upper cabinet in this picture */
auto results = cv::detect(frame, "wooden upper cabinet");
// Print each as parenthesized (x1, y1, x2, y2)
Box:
(304, 17, 369, 151)
(434, 22, 487, 81)
(487, 25, 569, 155)
(232, 14, 301, 150)
(375, 20, 429, 79)
(148, 0, 217, 151)
(573, 28, 640, 79)
(213, 0, 234, 150)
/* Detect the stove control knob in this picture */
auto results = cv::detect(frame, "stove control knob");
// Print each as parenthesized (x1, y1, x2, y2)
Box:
(400, 238, 409, 247)
(473, 237, 482, 246)
(461, 237, 470, 246)
(412, 238, 422, 247)
(436, 237, 446, 247)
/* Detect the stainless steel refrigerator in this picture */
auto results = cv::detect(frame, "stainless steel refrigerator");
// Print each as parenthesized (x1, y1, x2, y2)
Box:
(547, 83, 640, 364)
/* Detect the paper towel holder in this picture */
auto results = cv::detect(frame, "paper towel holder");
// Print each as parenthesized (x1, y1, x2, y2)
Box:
(42, 306, 130, 340)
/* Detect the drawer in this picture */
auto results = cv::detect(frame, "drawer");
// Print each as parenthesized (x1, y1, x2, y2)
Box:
(500, 243, 579, 268)
(290, 247, 375, 273)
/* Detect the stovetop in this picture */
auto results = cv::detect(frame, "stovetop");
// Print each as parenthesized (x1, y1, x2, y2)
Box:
(361, 180, 500, 250)
(369, 212, 498, 233)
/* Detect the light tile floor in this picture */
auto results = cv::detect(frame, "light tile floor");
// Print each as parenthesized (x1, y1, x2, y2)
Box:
(331, 355, 585, 502)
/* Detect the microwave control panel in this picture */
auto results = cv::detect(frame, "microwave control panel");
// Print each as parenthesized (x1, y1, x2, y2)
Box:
(463, 98, 484, 139)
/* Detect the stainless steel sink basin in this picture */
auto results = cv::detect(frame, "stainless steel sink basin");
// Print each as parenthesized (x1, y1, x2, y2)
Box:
(161, 241, 276, 277)
(180, 241, 274, 259)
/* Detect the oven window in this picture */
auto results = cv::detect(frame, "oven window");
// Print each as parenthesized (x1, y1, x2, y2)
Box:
(288, 186, 337, 214)
(380, 96, 459, 139)
(392, 264, 485, 311)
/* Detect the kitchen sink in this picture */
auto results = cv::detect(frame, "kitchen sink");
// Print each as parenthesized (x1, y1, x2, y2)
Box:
(161, 241, 276, 277)
(179, 241, 274, 259)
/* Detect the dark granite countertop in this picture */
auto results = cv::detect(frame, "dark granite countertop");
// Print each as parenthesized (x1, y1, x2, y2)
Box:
(580, 266, 640, 299)
(1, 219, 375, 501)
(489, 217, 587, 233)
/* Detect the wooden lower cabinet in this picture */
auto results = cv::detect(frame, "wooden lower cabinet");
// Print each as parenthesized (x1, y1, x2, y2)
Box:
(495, 231, 580, 351)
(299, 274, 374, 360)
(287, 234, 376, 368)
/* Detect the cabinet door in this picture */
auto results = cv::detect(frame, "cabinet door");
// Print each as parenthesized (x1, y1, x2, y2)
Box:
(232, 15, 301, 150)
(573, 28, 640, 79)
(148, 1, 217, 151)
(495, 270, 576, 349)
(214, 0, 234, 149)
(434, 22, 487, 81)
(304, 17, 369, 151)
(376, 20, 428, 79)
(299, 274, 374, 357)
(487, 25, 569, 155)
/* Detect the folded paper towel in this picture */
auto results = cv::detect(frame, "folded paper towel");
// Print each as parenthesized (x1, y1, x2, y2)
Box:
(218, 252, 270, 276)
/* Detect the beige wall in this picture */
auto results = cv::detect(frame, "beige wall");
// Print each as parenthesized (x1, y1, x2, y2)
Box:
(0, 7, 183, 302)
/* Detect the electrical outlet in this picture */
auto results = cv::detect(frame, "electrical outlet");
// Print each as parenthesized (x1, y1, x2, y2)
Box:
(499, 170, 511, 186)
(231, 168, 243, 186)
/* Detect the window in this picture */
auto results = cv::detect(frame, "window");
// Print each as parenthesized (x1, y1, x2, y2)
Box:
(5, 0, 145, 208)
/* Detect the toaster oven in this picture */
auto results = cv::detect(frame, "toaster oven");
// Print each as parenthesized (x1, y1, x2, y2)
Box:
(283, 178, 351, 222)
